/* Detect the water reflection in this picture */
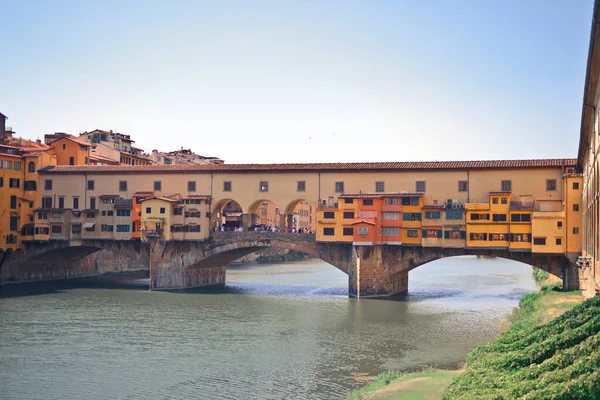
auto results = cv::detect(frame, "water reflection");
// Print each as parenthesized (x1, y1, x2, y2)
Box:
(0, 256, 537, 400)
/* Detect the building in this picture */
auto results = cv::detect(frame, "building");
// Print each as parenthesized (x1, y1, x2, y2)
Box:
(578, 0, 600, 295)
(79, 129, 153, 166)
(44, 133, 91, 165)
(151, 148, 224, 166)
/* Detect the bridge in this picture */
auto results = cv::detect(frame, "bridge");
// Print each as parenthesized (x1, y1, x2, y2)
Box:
(0, 231, 579, 297)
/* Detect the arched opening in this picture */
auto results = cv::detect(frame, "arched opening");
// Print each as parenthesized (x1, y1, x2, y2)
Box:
(284, 199, 316, 233)
(212, 198, 243, 231)
(28, 161, 36, 173)
(247, 199, 281, 231)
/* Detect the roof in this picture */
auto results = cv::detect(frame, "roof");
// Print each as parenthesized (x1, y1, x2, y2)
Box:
(140, 196, 179, 203)
(99, 194, 119, 199)
(37, 158, 577, 175)
(350, 220, 377, 226)
(579, 0, 600, 167)
(184, 195, 211, 200)
(489, 191, 512, 196)
(338, 192, 424, 199)
(133, 191, 154, 196)
(50, 135, 91, 148)
(421, 204, 446, 209)
(90, 154, 120, 165)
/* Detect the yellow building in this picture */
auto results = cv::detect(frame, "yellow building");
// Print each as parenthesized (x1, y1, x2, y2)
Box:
(140, 195, 211, 241)
(47, 134, 91, 166)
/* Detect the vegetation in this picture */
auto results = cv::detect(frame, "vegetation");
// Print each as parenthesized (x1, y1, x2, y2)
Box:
(442, 292, 600, 400)
(532, 267, 550, 285)
(255, 251, 307, 263)
(347, 369, 461, 400)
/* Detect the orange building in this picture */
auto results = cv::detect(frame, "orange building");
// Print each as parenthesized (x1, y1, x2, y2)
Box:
(46, 134, 91, 165)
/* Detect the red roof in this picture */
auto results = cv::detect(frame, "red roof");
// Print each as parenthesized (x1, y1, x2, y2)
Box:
(140, 196, 179, 203)
(133, 191, 154, 196)
(489, 191, 512, 196)
(90, 154, 120, 165)
(350, 220, 377, 226)
(50, 135, 91, 148)
(38, 158, 577, 174)
(338, 192, 424, 199)
(421, 204, 446, 209)
(184, 195, 211, 200)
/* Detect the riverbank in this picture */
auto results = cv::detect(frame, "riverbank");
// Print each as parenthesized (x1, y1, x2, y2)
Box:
(347, 271, 588, 400)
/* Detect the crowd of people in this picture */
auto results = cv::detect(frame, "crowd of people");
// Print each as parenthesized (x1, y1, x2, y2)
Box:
(215, 225, 315, 235)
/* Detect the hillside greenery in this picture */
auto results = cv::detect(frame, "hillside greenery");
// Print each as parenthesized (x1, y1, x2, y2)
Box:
(442, 292, 600, 400)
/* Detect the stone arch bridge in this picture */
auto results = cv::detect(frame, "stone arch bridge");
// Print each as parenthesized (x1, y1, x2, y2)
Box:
(1, 233, 580, 297)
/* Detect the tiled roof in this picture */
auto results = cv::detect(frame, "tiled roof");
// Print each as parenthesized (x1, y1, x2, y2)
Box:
(51, 135, 91, 147)
(99, 194, 119, 199)
(37, 158, 577, 174)
(133, 191, 154, 196)
(489, 191, 512, 195)
(90, 154, 120, 165)
(140, 196, 179, 203)
(421, 204, 446, 209)
(350, 220, 377, 226)
(0, 152, 23, 159)
(184, 195, 211, 200)
(338, 192, 424, 199)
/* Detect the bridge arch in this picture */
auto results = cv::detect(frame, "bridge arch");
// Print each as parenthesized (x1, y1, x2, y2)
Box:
(211, 198, 243, 231)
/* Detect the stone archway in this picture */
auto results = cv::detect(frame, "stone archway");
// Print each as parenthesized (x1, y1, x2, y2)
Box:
(211, 198, 244, 232)
(247, 199, 282, 231)
(284, 199, 316, 232)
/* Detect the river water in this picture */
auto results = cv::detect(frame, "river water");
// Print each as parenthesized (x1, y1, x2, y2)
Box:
(0, 256, 537, 400)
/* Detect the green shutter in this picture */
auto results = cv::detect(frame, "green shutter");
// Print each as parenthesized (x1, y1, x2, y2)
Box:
(422, 229, 427, 237)
(461, 231, 466, 239)
(444, 230, 450, 239)
(437, 229, 442, 238)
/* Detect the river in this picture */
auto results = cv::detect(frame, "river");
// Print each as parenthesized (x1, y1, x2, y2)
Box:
(0, 256, 537, 400)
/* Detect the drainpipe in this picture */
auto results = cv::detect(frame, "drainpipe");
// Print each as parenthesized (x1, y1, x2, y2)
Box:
(318, 172, 321, 206)
(466, 170, 470, 203)
(84, 173, 88, 209)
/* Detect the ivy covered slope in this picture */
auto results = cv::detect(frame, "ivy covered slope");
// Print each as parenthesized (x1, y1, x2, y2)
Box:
(442, 295, 600, 400)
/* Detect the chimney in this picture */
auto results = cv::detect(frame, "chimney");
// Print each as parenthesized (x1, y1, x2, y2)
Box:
(0, 112, 6, 142)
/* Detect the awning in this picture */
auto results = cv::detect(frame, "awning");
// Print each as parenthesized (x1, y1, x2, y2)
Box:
(83, 222, 96, 229)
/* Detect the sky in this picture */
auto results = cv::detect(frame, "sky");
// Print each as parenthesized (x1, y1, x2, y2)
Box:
(0, 0, 595, 164)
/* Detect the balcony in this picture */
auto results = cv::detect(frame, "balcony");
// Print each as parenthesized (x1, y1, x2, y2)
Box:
(142, 228, 163, 238)
(510, 201, 534, 210)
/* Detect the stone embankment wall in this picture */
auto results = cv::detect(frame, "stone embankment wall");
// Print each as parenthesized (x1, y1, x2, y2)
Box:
(1, 249, 149, 283)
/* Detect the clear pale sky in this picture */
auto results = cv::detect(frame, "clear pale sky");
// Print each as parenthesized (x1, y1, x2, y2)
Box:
(0, 0, 594, 163)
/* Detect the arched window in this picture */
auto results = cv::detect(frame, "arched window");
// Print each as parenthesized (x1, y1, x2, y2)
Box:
(28, 161, 35, 173)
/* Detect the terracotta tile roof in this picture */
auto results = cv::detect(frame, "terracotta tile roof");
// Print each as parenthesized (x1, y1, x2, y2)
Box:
(37, 158, 577, 174)
(90, 154, 120, 165)
(51, 135, 91, 147)
(489, 191, 512, 195)
(99, 194, 119, 199)
(22, 150, 50, 157)
(421, 204, 446, 209)
(174, 203, 185, 208)
(338, 192, 424, 199)
(0, 153, 23, 159)
(350, 219, 377, 226)
(184, 195, 211, 200)
(133, 191, 154, 196)
(140, 196, 179, 203)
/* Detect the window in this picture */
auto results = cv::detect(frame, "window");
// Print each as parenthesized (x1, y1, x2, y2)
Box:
(101, 224, 114, 232)
(0, 177, 2, 187)
(42, 197, 52, 208)
(119, 181, 127, 191)
(80, 145, 87, 151)
(72, 224, 82, 234)
(384, 227, 399, 236)
(323, 228, 335, 236)
(446, 230, 465, 240)
(470, 233, 487, 240)
(363, 199, 373, 206)
(384, 197, 398, 205)
(154, 181, 162, 191)
(84, 157, 88, 164)
(73, 197, 79, 210)
(101, 211, 106, 216)
(556, 238, 562, 245)
(411, 197, 420, 206)
(501, 197, 508, 204)
(58, 197, 65, 209)
(424, 211, 441, 219)
(87, 180, 95, 191)
(174, 208, 183, 215)
(184, 211, 201, 218)
(375, 181, 384, 192)
(160, 207, 166, 214)
(357, 227, 369, 235)
(416, 181, 426, 192)
(470, 213, 490, 221)
(90, 197, 96, 209)
(343, 227, 353, 236)
(573, 182, 579, 190)
(62, 144, 66, 150)
(10, 195, 17, 209)
(259, 181, 268, 192)
(489, 233, 507, 241)
(86, 212, 96, 218)
(573, 204, 579, 211)
(323, 212, 335, 219)
(533, 237, 546, 245)
(501, 180, 511, 192)
(23, 179, 36, 191)
(297, 181, 306, 192)
(573, 227, 579, 234)
(145, 207, 151, 214)
(343, 211, 355, 219)
(69, 156, 74, 165)
(446, 211, 463, 220)
(425, 229, 442, 238)
(4, 160, 12, 169)
(102, 198, 115, 204)
(28, 162, 35, 172)
(186, 225, 201, 233)
(51, 225, 62, 234)
(557, 221, 563, 228)
(546, 179, 557, 191)
(9, 178, 20, 188)
(403, 212, 422, 221)
(116, 209, 131, 217)
(383, 212, 399, 220)
(116, 225, 130, 233)
(9, 216, 18, 231)
(492, 197, 499, 204)
(335, 181, 344, 193)
(344, 198, 353, 204)
(407, 230, 419, 238)
(458, 181, 468, 192)
(224, 181, 232, 192)
(511, 213, 531, 222)
(14, 161, 21, 170)
(44, 179, 52, 190)
(510, 233, 530, 242)
(492, 214, 507, 222)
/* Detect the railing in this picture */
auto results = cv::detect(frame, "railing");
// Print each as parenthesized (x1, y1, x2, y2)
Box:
(142, 229, 163, 237)
(510, 201, 534, 210)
